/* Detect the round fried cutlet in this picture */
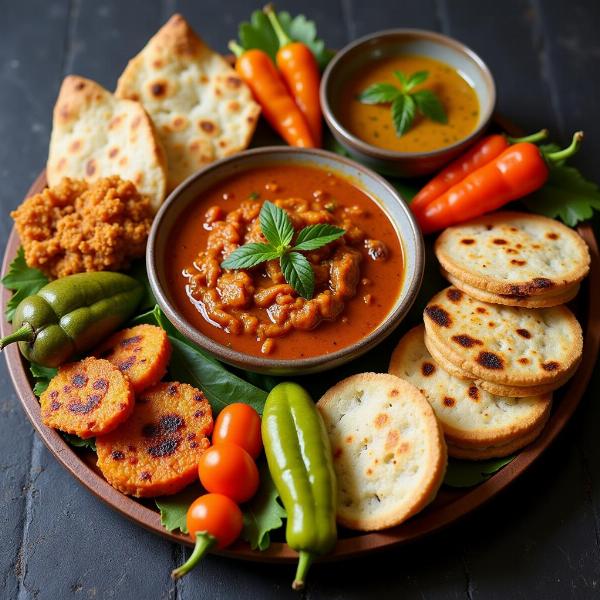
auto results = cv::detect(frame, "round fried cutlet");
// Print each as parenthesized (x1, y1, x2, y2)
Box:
(41, 357, 134, 439)
(423, 286, 583, 387)
(423, 329, 576, 397)
(95, 324, 171, 393)
(435, 211, 590, 296)
(440, 268, 580, 308)
(317, 373, 447, 532)
(96, 382, 213, 497)
(389, 326, 552, 454)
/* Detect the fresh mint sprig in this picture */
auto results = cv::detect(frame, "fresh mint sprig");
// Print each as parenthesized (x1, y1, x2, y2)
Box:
(221, 201, 345, 299)
(358, 70, 447, 137)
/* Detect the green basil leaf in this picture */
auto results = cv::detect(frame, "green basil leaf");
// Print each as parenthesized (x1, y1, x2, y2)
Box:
(404, 70, 429, 91)
(239, 11, 279, 62)
(524, 163, 600, 226)
(393, 70, 408, 87)
(221, 243, 279, 270)
(62, 433, 96, 452)
(1, 247, 49, 322)
(155, 484, 204, 534)
(260, 201, 294, 249)
(168, 337, 268, 415)
(293, 224, 345, 251)
(242, 462, 287, 551)
(30, 363, 57, 397)
(358, 83, 400, 105)
(280, 252, 314, 299)
(412, 89, 448, 123)
(391, 94, 416, 137)
(444, 456, 515, 488)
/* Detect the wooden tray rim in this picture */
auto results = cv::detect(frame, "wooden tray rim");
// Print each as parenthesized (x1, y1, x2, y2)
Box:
(2, 169, 599, 563)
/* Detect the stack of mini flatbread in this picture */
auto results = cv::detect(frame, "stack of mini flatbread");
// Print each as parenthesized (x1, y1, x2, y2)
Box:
(47, 14, 260, 212)
(389, 211, 589, 460)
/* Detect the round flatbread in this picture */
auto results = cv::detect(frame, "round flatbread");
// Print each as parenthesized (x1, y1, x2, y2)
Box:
(47, 75, 167, 211)
(446, 417, 549, 460)
(440, 268, 580, 308)
(435, 212, 590, 296)
(317, 373, 446, 531)
(116, 14, 260, 191)
(423, 286, 583, 386)
(389, 326, 552, 452)
(424, 330, 575, 397)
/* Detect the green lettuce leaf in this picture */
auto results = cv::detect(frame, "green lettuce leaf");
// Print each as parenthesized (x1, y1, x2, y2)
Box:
(155, 484, 204, 534)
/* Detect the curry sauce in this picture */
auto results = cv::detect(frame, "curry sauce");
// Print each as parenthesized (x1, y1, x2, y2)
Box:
(166, 165, 403, 359)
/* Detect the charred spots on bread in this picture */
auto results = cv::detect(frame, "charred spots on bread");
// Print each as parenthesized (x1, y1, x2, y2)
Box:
(443, 396, 456, 407)
(518, 357, 530, 364)
(508, 278, 554, 297)
(68, 393, 102, 415)
(421, 362, 435, 376)
(516, 328, 532, 339)
(149, 80, 168, 98)
(425, 305, 452, 327)
(72, 373, 88, 388)
(546, 232, 559, 240)
(542, 361, 560, 371)
(476, 351, 504, 370)
(493, 238, 507, 245)
(451, 334, 483, 348)
(374, 413, 389, 428)
(467, 386, 479, 401)
(460, 238, 475, 245)
(446, 288, 463, 302)
(111, 450, 125, 461)
(511, 259, 527, 266)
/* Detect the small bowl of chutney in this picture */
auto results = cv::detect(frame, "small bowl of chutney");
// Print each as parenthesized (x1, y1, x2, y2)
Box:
(321, 29, 496, 177)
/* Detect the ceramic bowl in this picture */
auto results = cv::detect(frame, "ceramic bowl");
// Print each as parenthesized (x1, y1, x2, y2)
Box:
(321, 29, 496, 177)
(147, 146, 424, 375)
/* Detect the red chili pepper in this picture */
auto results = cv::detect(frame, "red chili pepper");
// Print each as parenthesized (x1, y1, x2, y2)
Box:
(416, 132, 583, 234)
(265, 4, 322, 146)
(411, 129, 548, 217)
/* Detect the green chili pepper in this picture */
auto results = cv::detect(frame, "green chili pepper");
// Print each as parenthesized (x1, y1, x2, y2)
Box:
(0, 272, 143, 367)
(262, 382, 337, 591)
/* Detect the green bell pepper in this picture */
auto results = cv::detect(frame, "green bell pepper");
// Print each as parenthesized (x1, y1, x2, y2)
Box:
(0, 271, 143, 367)
(262, 382, 337, 590)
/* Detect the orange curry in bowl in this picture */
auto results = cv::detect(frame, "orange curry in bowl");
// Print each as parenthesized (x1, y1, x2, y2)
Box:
(167, 164, 403, 359)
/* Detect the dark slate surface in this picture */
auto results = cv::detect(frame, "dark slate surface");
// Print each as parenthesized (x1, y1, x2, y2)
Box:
(1, 1, 600, 598)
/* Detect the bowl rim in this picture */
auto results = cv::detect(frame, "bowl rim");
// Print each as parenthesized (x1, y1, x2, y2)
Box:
(147, 145, 425, 373)
(320, 28, 497, 160)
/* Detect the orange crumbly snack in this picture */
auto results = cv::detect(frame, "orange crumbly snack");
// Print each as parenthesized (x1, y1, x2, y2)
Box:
(11, 176, 153, 279)
(94, 324, 172, 393)
(41, 357, 135, 439)
(96, 382, 213, 497)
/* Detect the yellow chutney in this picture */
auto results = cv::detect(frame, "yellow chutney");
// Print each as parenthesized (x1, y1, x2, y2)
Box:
(340, 55, 479, 153)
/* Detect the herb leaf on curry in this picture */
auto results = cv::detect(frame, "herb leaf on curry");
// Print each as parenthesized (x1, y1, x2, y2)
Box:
(358, 69, 447, 138)
(221, 201, 345, 299)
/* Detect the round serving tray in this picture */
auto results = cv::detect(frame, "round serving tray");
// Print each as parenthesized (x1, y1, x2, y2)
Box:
(2, 170, 599, 563)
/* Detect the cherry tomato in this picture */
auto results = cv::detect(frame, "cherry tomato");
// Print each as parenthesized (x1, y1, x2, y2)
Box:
(212, 403, 262, 459)
(186, 493, 243, 549)
(198, 443, 259, 502)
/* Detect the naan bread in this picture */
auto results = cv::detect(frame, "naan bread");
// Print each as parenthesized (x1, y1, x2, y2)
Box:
(47, 75, 167, 211)
(435, 212, 590, 296)
(317, 373, 446, 531)
(440, 267, 579, 308)
(423, 287, 583, 387)
(389, 326, 552, 456)
(116, 14, 260, 191)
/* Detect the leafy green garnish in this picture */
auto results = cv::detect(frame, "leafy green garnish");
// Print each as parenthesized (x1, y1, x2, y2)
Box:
(1, 247, 48, 322)
(524, 159, 600, 226)
(62, 433, 96, 452)
(444, 456, 515, 488)
(222, 201, 344, 299)
(238, 9, 334, 70)
(242, 463, 286, 551)
(359, 69, 447, 137)
(133, 305, 269, 415)
(156, 484, 204, 534)
(30, 363, 57, 396)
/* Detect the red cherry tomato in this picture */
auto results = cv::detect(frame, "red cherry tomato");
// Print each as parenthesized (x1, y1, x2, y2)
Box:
(212, 403, 262, 458)
(186, 493, 243, 549)
(198, 443, 259, 503)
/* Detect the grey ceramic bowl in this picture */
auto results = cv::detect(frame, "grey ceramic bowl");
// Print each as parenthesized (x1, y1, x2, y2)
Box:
(321, 29, 496, 178)
(147, 146, 424, 375)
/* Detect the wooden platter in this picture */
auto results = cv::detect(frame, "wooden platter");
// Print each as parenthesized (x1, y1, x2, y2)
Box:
(2, 169, 599, 563)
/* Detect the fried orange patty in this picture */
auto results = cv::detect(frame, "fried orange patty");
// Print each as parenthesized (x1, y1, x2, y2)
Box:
(96, 382, 213, 497)
(95, 324, 171, 393)
(41, 357, 134, 439)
